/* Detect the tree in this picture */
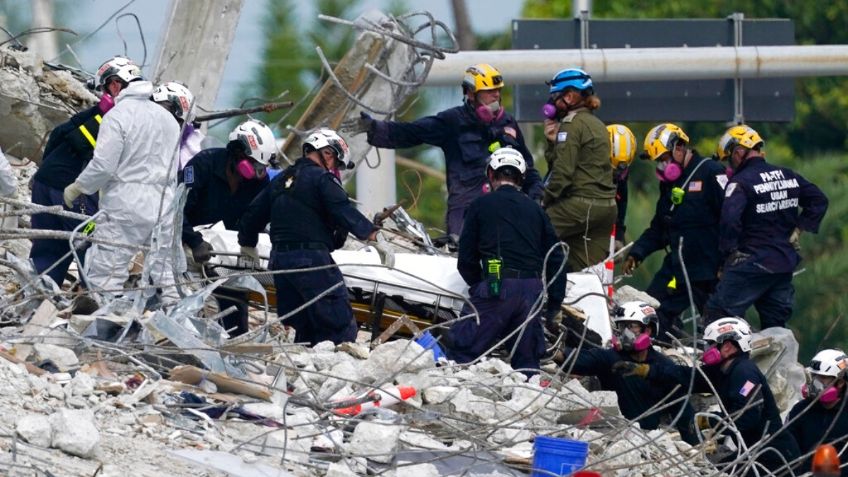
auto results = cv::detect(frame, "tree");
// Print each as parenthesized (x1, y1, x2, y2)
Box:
(523, 0, 848, 155)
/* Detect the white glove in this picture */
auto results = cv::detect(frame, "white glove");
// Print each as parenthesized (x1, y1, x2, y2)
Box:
(63, 182, 83, 208)
(238, 246, 259, 269)
(789, 227, 802, 251)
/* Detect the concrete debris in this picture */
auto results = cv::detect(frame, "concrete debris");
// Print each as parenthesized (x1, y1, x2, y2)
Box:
(613, 285, 661, 308)
(16, 413, 52, 447)
(49, 409, 100, 458)
(362, 338, 435, 382)
(33, 343, 79, 370)
(347, 419, 403, 464)
(0, 45, 96, 163)
(422, 385, 458, 404)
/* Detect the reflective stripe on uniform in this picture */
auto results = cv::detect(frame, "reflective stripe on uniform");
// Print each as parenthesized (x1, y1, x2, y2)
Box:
(78, 115, 102, 147)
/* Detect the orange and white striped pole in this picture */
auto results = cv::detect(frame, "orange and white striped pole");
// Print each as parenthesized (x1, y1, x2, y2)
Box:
(605, 224, 616, 299)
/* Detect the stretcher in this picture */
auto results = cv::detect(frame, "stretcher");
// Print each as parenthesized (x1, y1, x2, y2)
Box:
(198, 223, 613, 343)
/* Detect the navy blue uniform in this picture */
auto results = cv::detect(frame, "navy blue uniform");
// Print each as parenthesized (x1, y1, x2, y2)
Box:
(367, 103, 543, 235)
(239, 157, 375, 346)
(614, 172, 629, 241)
(30, 106, 102, 285)
(705, 157, 828, 328)
(629, 154, 726, 335)
(446, 185, 565, 375)
(179, 148, 269, 249)
(649, 356, 800, 473)
(563, 346, 698, 444)
(179, 148, 269, 335)
(784, 398, 848, 476)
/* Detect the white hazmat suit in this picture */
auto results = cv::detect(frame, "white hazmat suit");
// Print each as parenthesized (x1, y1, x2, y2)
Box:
(0, 147, 16, 197)
(73, 81, 181, 296)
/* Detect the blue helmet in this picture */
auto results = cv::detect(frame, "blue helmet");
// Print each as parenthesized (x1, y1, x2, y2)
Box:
(548, 68, 593, 95)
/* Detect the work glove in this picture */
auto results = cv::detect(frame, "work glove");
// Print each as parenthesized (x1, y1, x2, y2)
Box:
(613, 240, 626, 264)
(622, 255, 640, 275)
(611, 361, 650, 378)
(544, 307, 563, 335)
(63, 182, 83, 208)
(352, 111, 375, 136)
(789, 227, 802, 252)
(238, 246, 259, 269)
(191, 241, 214, 264)
(726, 250, 752, 268)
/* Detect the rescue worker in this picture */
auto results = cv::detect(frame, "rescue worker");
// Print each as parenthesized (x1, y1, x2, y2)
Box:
(356, 63, 543, 237)
(63, 78, 188, 303)
(542, 68, 616, 271)
(553, 301, 698, 444)
(623, 124, 726, 338)
(784, 349, 848, 476)
(238, 128, 377, 346)
(608, 124, 637, 251)
(444, 147, 565, 376)
(0, 147, 15, 197)
(616, 317, 800, 475)
(704, 125, 828, 329)
(30, 56, 140, 288)
(179, 119, 276, 335)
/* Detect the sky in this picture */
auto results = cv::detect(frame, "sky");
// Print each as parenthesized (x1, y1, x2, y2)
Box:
(24, 0, 524, 111)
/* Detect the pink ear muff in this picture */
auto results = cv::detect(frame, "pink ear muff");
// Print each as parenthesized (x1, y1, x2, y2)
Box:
(656, 162, 682, 182)
(236, 159, 256, 180)
(820, 386, 841, 405)
(476, 104, 504, 123)
(701, 347, 723, 366)
(633, 333, 652, 352)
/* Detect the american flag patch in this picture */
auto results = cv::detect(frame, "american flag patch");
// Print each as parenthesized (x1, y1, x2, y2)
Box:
(688, 180, 703, 192)
(739, 380, 755, 397)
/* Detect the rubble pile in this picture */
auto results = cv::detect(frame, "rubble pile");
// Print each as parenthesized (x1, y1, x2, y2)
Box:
(0, 302, 722, 477)
(0, 45, 96, 163)
(0, 157, 736, 476)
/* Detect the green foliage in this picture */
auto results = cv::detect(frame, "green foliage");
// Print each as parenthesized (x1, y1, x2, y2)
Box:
(521, 0, 848, 155)
(242, 0, 359, 127)
(242, 0, 310, 126)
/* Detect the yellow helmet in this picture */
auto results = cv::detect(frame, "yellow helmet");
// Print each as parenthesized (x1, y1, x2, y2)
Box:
(607, 124, 637, 169)
(716, 125, 764, 161)
(462, 64, 504, 94)
(643, 123, 689, 161)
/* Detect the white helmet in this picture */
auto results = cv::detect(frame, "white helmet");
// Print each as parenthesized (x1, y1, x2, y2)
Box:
(94, 56, 142, 91)
(488, 147, 526, 175)
(229, 120, 277, 166)
(613, 301, 658, 329)
(152, 81, 194, 122)
(703, 317, 753, 353)
(303, 128, 352, 169)
(808, 349, 848, 378)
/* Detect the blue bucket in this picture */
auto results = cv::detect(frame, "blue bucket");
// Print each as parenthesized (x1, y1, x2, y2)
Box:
(414, 331, 446, 362)
(531, 436, 589, 477)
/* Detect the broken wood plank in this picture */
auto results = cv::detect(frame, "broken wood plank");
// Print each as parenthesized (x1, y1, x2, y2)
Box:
(169, 365, 272, 401)
(0, 349, 47, 375)
(372, 314, 422, 347)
